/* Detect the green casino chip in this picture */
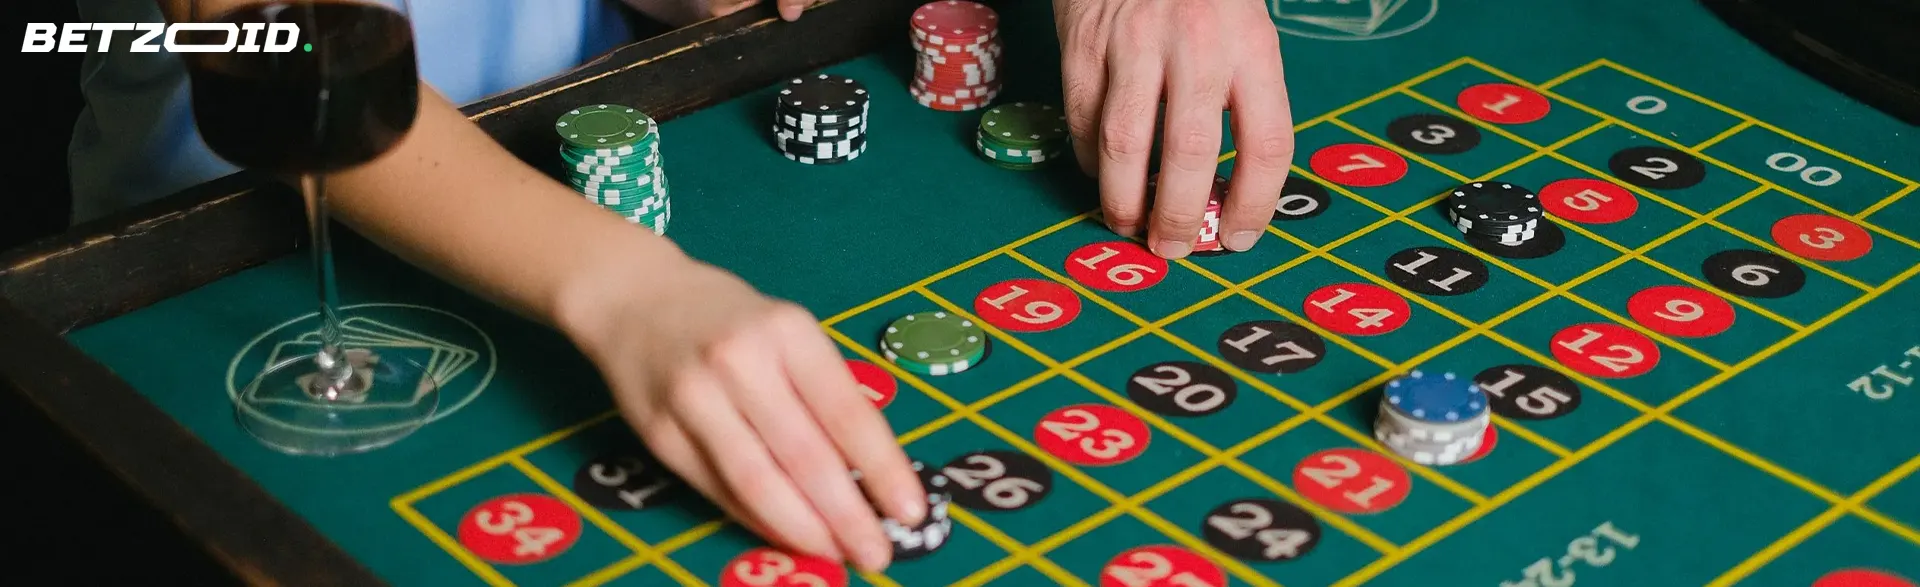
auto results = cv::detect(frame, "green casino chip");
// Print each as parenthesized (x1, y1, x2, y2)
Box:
(557, 104, 657, 148)
(881, 311, 987, 367)
(979, 102, 1067, 147)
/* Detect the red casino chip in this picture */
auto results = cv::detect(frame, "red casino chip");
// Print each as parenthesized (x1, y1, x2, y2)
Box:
(457, 494, 583, 565)
(911, 0, 998, 41)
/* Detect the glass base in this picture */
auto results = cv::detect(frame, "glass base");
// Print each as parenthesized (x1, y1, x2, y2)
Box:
(235, 348, 440, 457)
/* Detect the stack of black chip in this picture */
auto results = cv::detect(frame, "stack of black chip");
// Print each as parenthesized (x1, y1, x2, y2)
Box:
(1446, 181, 1543, 246)
(859, 460, 953, 561)
(772, 74, 870, 164)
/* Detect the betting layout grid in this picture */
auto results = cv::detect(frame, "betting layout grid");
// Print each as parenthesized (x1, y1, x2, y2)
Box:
(398, 56, 1920, 587)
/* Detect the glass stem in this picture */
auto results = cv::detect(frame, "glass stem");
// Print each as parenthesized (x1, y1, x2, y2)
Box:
(303, 172, 352, 389)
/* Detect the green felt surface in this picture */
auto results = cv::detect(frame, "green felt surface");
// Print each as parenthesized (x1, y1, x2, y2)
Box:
(65, 0, 1920, 585)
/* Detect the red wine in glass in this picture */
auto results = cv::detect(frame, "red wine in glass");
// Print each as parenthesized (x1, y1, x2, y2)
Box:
(184, 0, 439, 456)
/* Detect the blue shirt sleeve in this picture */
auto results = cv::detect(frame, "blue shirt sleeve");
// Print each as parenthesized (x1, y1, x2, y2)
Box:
(68, 0, 635, 224)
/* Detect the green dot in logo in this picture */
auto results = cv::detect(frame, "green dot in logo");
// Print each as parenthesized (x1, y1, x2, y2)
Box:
(303, 43, 313, 52)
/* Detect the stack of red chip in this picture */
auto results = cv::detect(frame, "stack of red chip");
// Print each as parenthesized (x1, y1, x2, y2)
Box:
(1148, 173, 1231, 252)
(909, 0, 1001, 111)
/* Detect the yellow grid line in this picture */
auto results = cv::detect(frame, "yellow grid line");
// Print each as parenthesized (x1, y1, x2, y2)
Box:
(1536, 60, 1606, 90)
(392, 500, 515, 587)
(1707, 452, 1920, 586)
(1336, 259, 1920, 586)
(993, 251, 1480, 521)
(392, 57, 1919, 587)
(1396, 87, 1810, 330)
(508, 458, 707, 586)
(827, 329, 1288, 587)
(1691, 120, 1756, 152)
(1593, 59, 1919, 188)
(1861, 182, 1918, 220)
(1403, 87, 1877, 294)
(1328, 117, 1739, 369)
(1466, 57, 1920, 255)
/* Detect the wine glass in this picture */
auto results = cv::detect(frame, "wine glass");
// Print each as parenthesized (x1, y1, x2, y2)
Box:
(183, 0, 438, 456)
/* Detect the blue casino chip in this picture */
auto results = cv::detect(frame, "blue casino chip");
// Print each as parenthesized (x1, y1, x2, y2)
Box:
(1384, 370, 1487, 422)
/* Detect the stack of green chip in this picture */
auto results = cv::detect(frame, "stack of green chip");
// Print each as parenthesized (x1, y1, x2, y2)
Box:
(880, 311, 988, 376)
(975, 102, 1069, 171)
(556, 104, 671, 235)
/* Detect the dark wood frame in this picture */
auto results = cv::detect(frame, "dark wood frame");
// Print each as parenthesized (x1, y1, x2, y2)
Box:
(0, 0, 912, 583)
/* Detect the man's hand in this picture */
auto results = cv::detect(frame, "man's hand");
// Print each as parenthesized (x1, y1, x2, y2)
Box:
(1054, 0, 1295, 259)
(561, 256, 926, 573)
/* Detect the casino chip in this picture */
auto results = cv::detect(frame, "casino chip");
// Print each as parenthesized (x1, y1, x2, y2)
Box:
(856, 460, 955, 561)
(976, 103, 1068, 170)
(1145, 173, 1231, 252)
(772, 74, 870, 165)
(910, 1, 1003, 111)
(880, 311, 988, 376)
(555, 104, 671, 234)
(1373, 370, 1493, 466)
(1447, 181, 1544, 247)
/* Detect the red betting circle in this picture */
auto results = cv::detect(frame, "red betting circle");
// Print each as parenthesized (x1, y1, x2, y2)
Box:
(1549, 322, 1662, 379)
(1457, 424, 1498, 465)
(1457, 83, 1552, 124)
(1066, 241, 1170, 293)
(1309, 144, 1409, 187)
(1099, 545, 1227, 587)
(457, 494, 583, 565)
(1627, 285, 1736, 338)
(1291, 448, 1412, 514)
(974, 278, 1083, 333)
(1302, 283, 1412, 336)
(1035, 404, 1152, 467)
(720, 547, 850, 587)
(1540, 178, 1638, 224)
(1814, 569, 1918, 587)
(1772, 213, 1874, 262)
(845, 359, 898, 409)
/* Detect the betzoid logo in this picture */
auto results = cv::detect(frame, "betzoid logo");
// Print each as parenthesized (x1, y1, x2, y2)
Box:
(21, 22, 303, 53)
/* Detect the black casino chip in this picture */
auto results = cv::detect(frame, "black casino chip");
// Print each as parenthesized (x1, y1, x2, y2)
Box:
(1126, 361, 1239, 417)
(1201, 498, 1322, 562)
(573, 452, 682, 511)
(1466, 220, 1565, 259)
(1473, 364, 1582, 420)
(939, 450, 1053, 511)
(776, 73, 870, 115)
(1217, 320, 1327, 375)
(1386, 246, 1489, 296)
(1703, 249, 1806, 298)
(881, 460, 955, 561)
(1387, 113, 1482, 155)
(1608, 146, 1706, 190)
